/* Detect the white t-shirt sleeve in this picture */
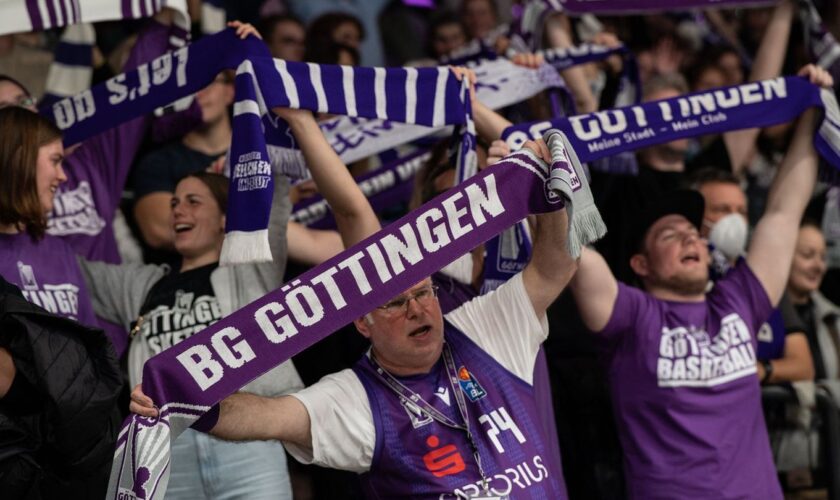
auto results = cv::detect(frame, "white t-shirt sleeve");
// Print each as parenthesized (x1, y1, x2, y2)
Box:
(444, 272, 547, 384)
(284, 369, 375, 473)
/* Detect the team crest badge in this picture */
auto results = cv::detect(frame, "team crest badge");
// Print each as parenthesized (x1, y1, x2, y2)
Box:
(457, 366, 486, 402)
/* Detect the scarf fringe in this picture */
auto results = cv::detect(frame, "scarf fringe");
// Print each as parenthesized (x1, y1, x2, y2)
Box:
(220, 230, 272, 266)
(568, 206, 607, 259)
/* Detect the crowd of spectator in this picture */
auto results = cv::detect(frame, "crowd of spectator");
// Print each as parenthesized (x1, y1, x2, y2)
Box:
(2, 0, 840, 498)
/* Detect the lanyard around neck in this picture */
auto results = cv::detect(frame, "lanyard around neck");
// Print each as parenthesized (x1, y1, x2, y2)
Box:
(369, 342, 491, 491)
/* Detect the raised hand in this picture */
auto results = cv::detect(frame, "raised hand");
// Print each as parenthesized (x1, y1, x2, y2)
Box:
(798, 63, 834, 89)
(228, 21, 262, 40)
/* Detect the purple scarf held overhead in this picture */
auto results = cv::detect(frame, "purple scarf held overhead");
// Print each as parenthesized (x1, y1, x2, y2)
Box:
(43, 28, 471, 265)
(503, 75, 840, 175)
(48, 30, 467, 148)
(522, 0, 776, 16)
(0, 0, 190, 36)
(107, 136, 593, 500)
(291, 41, 636, 231)
(270, 55, 565, 183)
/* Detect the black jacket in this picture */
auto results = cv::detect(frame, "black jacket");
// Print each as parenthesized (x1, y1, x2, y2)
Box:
(0, 278, 122, 500)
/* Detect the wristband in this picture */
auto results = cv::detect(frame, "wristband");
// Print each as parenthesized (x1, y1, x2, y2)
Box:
(761, 359, 773, 384)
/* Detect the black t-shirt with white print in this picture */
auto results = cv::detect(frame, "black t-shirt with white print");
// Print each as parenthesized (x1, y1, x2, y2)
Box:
(137, 262, 222, 356)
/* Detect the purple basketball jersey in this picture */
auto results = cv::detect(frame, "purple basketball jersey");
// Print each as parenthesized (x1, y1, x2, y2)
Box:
(352, 321, 567, 498)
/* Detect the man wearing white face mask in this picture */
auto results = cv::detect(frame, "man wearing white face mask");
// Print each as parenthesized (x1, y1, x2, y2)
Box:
(690, 167, 814, 384)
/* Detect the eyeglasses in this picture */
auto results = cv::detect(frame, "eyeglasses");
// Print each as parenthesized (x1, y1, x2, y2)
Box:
(0, 95, 36, 109)
(377, 285, 439, 316)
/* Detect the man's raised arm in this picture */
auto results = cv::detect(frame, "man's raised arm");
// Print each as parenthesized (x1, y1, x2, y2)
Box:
(520, 140, 578, 316)
(570, 246, 619, 333)
(747, 65, 833, 306)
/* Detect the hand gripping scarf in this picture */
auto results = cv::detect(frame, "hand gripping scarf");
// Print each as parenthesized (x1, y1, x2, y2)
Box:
(441, 41, 640, 291)
(41, 28, 473, 265)
(503, 76, 840, 176)
(107, 130, 603, 499)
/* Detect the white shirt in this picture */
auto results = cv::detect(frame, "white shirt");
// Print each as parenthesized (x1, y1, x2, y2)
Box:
(284, 272, 547, 472)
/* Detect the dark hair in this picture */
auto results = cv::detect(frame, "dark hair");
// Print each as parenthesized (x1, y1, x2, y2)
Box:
(800, 217, 822, 231)
(305, 40, 360, 65)
(256, 13, 305, 43)
(177, 171, 229, 214)
(306, 12, 365, 45)
(460, 0, 499, 18)
(430, 11, 466, 37)
(685, 167, 740, 190)
(0, 107, 62, 240)
(428, 11, 467, 57)
(643, 72, 689, 101)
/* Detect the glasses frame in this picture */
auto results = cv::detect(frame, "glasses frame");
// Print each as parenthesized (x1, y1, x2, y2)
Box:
(376, 285, 440, 316)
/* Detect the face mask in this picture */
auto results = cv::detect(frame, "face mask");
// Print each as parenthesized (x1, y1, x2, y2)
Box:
(707, 213, 748, 261)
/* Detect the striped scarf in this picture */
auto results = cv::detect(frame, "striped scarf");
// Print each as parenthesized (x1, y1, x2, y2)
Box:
(503, 76, 840, 176)
(512, 0, 776, 17)
(0, 0, 190, 36)
(43, 28, 472, 265)
(800, 0, 840, 95)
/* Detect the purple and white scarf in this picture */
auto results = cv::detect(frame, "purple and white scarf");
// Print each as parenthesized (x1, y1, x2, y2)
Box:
(107, 132, 600, 500)
(0, 0, 190, 37)
(515, 0, 776, 16)
(40, 23, 95, 111)
(42, 28, 472, 265)
(800, 0, 840, 94)
(290, 43, 628, 229)
(271, 56, 565, 181)
(504, 76, 840, 174)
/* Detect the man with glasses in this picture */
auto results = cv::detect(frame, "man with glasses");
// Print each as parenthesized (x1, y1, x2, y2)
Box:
(131, 139, 579, 498)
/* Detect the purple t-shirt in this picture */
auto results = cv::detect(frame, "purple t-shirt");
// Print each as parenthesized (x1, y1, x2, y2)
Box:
(0, 232, 98, 327)
(45, 20, 175, 264)
(600, 261, 782, 499)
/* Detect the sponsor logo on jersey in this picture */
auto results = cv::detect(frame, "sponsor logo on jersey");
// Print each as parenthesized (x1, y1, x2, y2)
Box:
(422, 435, 465, 478)
(457, 366, 487, 402)
(434, 386, 451, 406)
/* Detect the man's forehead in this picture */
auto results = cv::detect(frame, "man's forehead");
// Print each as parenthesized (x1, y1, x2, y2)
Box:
(701, 182, 747, 201)
(390, 278, 432, 298)
(649, 214, 696, 236)
(406, 278, 432, 293)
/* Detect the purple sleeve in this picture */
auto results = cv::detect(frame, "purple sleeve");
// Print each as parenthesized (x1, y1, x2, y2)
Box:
(598, 282, 646, 339)
(711, 260, 773, 334)
(67, 20, 175, 217)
